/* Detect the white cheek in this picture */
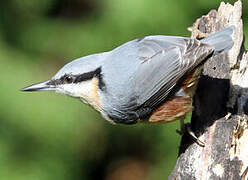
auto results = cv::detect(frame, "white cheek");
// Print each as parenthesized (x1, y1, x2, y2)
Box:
(58, 81, 94, 98)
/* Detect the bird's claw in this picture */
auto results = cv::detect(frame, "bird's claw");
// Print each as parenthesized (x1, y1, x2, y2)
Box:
(177, 122, 205, 147)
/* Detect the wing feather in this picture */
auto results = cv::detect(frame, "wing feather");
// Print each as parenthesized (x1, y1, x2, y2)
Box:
(134, 37, 214, 108)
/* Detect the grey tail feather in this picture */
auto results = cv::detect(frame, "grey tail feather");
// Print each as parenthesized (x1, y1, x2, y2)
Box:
(200, 26, 234, 55)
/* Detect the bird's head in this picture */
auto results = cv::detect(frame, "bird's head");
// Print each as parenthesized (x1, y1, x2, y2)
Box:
(22, 53, 107, 109)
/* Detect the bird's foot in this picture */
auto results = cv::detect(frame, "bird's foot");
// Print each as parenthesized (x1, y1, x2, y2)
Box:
(177, 123, 205, 147)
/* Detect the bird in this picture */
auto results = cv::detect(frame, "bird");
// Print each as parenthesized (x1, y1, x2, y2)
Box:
(22, 26, 234, 132)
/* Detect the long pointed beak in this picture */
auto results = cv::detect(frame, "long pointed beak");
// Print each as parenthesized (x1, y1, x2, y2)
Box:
(21, 80, 55, 92)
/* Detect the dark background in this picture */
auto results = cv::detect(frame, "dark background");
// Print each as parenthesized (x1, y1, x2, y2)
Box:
(0, 0, 247, 179)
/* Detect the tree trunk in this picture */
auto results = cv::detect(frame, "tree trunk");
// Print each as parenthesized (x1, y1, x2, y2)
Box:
(170, 1, 248, 179)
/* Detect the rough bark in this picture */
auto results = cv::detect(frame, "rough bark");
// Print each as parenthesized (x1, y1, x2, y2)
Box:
(170, 1, 248, 179)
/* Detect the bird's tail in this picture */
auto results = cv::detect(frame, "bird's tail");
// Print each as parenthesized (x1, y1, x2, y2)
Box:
(200, 26, 234, 54)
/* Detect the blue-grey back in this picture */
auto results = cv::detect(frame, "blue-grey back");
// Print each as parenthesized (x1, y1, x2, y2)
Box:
(99, 35, 207, 117)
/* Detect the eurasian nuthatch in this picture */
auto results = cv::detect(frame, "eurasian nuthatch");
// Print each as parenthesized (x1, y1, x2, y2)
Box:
(22, 26, 234, 127)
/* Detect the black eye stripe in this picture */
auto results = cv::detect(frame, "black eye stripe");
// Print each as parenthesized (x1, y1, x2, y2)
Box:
(47, 74, 74, 85)
(74, 67, 106, 91)
(74, 70, 97, 83)
(47, 67, 105, 91)
(47, 78, 62, 86)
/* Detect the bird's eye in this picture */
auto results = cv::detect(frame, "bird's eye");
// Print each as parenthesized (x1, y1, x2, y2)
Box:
(64, 75, 74, 83)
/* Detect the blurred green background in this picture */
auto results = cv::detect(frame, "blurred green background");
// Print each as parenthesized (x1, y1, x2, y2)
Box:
(0, 0, 247, 180)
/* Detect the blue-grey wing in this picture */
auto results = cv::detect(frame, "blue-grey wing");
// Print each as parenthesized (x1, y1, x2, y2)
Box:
(134, 36, 214, 108)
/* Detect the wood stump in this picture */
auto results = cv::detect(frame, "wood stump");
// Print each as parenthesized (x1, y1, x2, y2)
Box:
(170, 1, 248, 179)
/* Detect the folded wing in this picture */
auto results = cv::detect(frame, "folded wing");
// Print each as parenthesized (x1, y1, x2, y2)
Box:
(134, 37, 214, 108)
